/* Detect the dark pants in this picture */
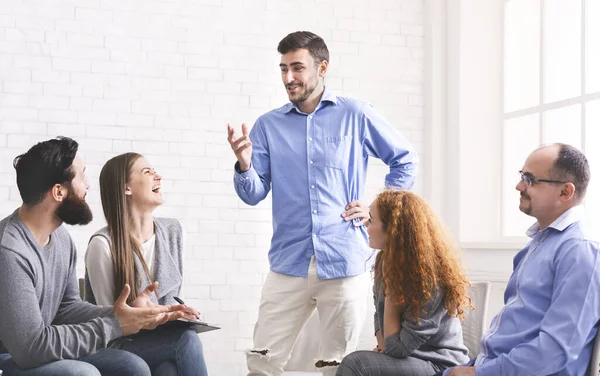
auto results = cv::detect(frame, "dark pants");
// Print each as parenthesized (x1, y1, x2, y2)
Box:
(0, 326, 208, 376)
(0, 348, 151, 376)
(110, 325, 208, 376)
(335, 350, 444, 376)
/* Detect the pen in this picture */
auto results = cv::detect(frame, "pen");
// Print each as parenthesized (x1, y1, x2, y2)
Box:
(173, 296, 185, 305)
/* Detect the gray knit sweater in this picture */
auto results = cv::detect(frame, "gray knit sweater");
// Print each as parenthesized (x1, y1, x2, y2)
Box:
(0, 210, 122, 369)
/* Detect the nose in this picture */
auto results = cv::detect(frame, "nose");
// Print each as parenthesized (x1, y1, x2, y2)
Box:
(515, 177, 525, 192)
(283, 71, 294, 84)
(155, 173, 162, 181)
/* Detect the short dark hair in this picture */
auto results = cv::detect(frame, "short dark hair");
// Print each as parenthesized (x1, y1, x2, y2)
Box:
(551, 143, 590, 200)
(277, 31, 329, 64)
(13, 136, 79, 205)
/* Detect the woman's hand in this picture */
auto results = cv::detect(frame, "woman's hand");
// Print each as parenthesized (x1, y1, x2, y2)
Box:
(181, 305, 201, 321)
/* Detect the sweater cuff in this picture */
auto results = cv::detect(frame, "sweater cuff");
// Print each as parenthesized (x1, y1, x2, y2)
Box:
(102, 310, 123, 344)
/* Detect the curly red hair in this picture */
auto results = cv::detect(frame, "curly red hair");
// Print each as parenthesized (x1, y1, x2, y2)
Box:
(373, 190, 472, 322)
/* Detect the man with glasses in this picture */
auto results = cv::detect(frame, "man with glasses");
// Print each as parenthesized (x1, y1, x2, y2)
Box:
(443, 143, 600, 376)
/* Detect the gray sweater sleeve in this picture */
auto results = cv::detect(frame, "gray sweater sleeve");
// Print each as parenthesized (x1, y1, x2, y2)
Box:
(373, 282, 381, 335)
(383, 291, 445, 359)
(53, 243, 116, 325)
(0, 248, 122, 369)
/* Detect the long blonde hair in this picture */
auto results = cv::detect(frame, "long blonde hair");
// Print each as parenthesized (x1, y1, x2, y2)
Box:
(99, 152, 152, 304)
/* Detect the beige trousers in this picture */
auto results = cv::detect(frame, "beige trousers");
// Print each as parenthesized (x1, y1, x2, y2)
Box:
(246, 257, 370, 376)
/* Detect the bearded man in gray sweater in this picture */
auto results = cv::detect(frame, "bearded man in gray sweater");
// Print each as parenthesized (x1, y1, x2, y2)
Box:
(0, 137, 186, 376)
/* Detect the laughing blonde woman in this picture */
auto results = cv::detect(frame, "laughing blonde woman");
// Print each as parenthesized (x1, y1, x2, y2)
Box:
(84, 152, 208, 376)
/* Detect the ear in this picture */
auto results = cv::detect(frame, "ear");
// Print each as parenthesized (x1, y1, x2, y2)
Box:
(51, 184, 67, 202)
(319, 60, 329, 78)
(125, 186, 132, 196)
(559, 182, 576, 201)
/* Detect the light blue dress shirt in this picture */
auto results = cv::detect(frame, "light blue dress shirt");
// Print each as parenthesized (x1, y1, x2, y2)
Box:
(450, 206, 600, 376)
(233, 88, 418, 279)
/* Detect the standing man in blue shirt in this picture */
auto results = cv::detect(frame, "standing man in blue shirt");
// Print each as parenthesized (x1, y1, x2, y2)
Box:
(226, 31, 418, 375)
(445, 143, 600, 376)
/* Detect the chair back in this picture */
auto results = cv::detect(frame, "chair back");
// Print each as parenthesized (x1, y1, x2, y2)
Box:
(588, 329, 600, 376)
(78, 278, 85, 300)
(462, 281, 491, 358)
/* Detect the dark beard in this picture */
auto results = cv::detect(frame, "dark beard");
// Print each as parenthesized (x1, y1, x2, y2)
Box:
(289, 80, 318, 105)
(56, 190, 93, 225)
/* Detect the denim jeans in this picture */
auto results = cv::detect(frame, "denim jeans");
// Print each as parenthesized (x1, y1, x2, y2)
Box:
(0, 326, 207, 376)
(0, 348, 151, 376)
(110, 325, 208, 376)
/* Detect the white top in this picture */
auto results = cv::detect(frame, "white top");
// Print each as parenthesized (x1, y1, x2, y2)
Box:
(85, 234, 157, 306)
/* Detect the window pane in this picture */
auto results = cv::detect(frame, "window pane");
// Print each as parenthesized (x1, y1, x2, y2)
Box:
(586, 0, 600, 93)
(503, 114, 540, 237)
(585, 100, 600, 236)
(544, 0, 582, 103)
(504, 0, 540, 112)
(542, 104, 582, 148)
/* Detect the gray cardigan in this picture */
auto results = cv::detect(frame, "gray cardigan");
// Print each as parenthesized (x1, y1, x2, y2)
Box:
(84, 217, 184, 306)
(374, 283, 470, 368)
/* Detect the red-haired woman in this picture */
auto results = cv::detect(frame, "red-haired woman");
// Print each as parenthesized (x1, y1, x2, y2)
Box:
(337, 190, 471, 376)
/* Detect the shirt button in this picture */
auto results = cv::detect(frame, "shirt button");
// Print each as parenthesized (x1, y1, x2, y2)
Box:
(308, 115, 313, 119)
(308, 137, 313, 141)
(313, 210, 317, 214)
(312, 234, 317, 238)
(309, 160, 313, 165)
(311, 185, 315, 189)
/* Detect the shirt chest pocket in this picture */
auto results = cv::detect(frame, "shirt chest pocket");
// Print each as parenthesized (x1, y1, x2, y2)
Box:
(324, 135, 354, 170)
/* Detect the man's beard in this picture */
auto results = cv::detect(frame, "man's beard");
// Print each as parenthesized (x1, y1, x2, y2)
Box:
(288, 79, 318, 104)
(56, 190, 93, 225)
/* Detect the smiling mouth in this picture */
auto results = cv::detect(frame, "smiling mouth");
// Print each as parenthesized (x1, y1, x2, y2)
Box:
(152, 185, 161, 193)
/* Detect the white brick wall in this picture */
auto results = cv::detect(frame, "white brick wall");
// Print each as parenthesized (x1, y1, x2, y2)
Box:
(0, 0, 424, 374)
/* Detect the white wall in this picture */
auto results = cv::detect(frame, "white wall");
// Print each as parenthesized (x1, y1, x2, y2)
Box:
(424, 0, 523, 330)
(0, 1, 424, 374)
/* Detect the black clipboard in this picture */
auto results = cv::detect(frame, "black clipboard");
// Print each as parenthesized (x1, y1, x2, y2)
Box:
(175, 318, 221, 334)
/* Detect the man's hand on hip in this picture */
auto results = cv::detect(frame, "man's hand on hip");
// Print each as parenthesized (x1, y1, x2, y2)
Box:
(342, 201, 370, 227)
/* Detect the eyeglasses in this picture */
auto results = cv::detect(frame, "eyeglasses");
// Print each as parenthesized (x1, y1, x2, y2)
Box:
(519, 172, 569, 187)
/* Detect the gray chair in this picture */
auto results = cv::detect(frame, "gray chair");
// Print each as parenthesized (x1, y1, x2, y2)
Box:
(78, 278, 85, 300)
(462, 281, 491, 358)
(588, 330, 600, 376)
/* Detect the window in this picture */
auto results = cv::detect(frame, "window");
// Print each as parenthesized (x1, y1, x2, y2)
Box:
(502, 0, 600, 237)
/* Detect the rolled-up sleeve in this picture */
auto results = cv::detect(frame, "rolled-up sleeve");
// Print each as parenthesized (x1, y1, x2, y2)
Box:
(373, 283, 381, 335)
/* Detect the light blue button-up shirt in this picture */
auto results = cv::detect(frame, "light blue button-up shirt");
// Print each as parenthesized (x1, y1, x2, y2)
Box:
(466, 206, 600, 376)
(233, 88, 418, 279)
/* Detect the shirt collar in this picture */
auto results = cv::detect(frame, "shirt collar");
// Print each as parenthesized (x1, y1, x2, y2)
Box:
(283, 86, 338, 114)
(525, 205, 585, 238)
